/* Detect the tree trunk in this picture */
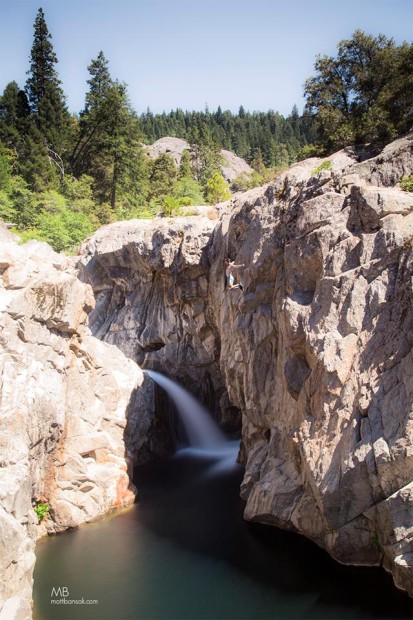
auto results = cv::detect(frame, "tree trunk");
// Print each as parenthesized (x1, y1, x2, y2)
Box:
(111, 158, 118, 210)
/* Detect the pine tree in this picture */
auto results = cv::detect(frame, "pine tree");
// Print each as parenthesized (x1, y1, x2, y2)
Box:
(26, 9, 57, 110)
(25, 8, 71, 175)
(0, 81, 57, 190)
(71, 52, 112, 173)
(178, 150, 193, 179)
(205, 172, 231, 204)
(0, 82, 30, 150)
(104, 83, 147, 210)
(140, 107, 318, 167)
(190, 124, 222, 187)
(251, 149, 266, 175)
(173, 177, 204, 206)
(19, 126, 60, 191)
(72, 52, 148, 211)
(84, 51, 112, 114)
(148, 153, 177, 204)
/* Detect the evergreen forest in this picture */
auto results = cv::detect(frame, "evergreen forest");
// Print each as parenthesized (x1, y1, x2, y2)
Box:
(0, 8, 412, 252)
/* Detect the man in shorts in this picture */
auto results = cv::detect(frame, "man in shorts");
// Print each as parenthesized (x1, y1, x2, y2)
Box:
(225, 258, 244, 291)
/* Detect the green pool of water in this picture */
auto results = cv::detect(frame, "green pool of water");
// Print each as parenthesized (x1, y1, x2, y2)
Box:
(34, 448, 412, 619)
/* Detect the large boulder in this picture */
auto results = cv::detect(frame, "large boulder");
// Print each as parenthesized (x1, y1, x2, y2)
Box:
(144, 137, 190, 166)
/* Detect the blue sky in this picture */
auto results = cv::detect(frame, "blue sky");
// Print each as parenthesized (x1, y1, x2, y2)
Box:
(0, 0, 412, 116)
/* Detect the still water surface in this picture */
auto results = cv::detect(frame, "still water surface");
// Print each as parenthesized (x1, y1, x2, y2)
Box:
(34, 446, 412, 620)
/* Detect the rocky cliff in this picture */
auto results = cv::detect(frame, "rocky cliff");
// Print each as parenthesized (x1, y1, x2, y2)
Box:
(145, 136, 254, 184)
(78, 216, 238, 427)
(1, 135, 413, 618)
(0, 227, 158, 619)
(80, 135, 413, 596)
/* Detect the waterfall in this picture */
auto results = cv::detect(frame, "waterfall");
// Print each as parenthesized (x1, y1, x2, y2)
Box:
(146, 370, 226, 450)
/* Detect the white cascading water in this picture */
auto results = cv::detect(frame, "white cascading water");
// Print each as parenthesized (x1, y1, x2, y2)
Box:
(146, 370, 239, 471)
(146, 370, 225, 449)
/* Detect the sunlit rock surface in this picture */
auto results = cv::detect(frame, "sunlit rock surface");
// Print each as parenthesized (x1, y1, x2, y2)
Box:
(0, 229, 154, 619)
(80, 135, 413, 596)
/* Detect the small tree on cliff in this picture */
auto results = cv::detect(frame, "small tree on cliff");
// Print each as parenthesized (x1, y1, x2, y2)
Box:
(205, 172, 231, 204)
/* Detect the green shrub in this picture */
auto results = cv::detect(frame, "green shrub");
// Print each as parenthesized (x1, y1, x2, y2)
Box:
(176, 197, 193, 207)
(162, 196, 182, 217)
(95, 202, 115, 224)
(62, 174, 95, 202)
(114, 202, 153, 221)
(312, 160, 333, 175)
(0, 190, 15, 222)
(134, 209, 153, 219)
(8, 176, 37, 228)
(297, 144, 326, 161)
(34, 501, 50, 523)
(371, 533, 381, 553)
(20, 208, 95, 253)
(232, 173, 254, 192)
(34, 189, 67, 213)
(205, 172, 231, 204)
(400, 175, 413, 192)
(232, 171, 270, 192)
(173, 177, 204, 206)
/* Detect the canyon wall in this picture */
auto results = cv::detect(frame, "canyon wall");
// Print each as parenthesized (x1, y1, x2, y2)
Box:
(0, 227, 156, 619)
(1, 135, 412, 618)
(79, 216, 240, 430)
(80, 135, 413, 596)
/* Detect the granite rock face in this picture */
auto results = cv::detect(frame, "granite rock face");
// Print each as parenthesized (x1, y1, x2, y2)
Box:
(220, 149, 254, 184)
(2, 134, 412, 617)
(0, 234, 155, 619)
(145, 136, 254, 183)
(78, 216, 238, 427)
(81, 135, 413, 595)
(145, 137, 190, 167)
(215, 137, 413, 597)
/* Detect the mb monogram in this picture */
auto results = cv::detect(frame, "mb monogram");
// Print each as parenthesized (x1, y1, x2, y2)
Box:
(51, 587, 69, 598)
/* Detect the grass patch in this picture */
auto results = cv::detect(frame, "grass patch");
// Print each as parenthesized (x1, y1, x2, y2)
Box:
(312, 160, 333, 175)
(400, 175, 413, 192)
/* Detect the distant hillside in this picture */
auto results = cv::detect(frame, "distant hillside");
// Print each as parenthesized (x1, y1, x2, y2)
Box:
(139, 107, 318, 169)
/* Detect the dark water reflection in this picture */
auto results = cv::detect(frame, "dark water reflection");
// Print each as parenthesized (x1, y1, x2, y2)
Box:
(34, 448, 413, 620)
